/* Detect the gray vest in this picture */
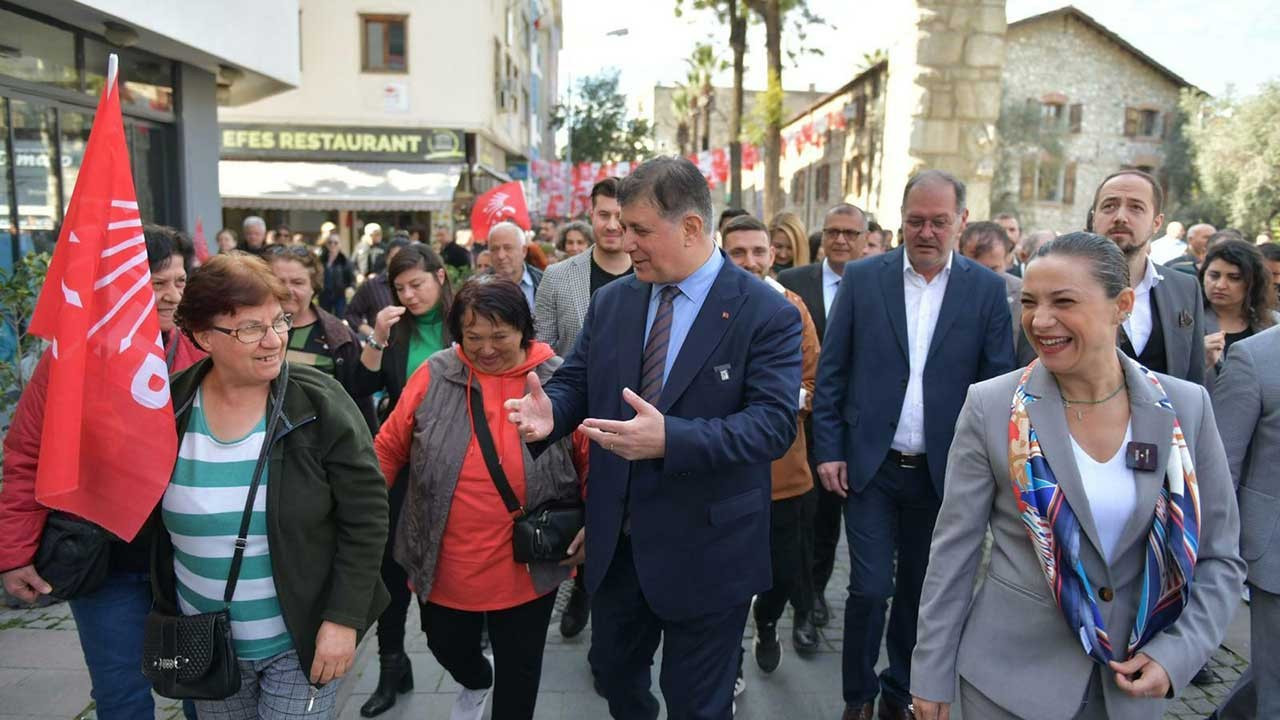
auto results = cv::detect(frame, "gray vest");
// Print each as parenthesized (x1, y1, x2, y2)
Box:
(393, 348, 579, 600)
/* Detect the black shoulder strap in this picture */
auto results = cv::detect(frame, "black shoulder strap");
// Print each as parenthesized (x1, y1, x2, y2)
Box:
(467, 384, 524, 519)
(222, 362, 290, 606)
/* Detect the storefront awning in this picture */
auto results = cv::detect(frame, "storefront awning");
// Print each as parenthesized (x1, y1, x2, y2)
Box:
(219, 161, 462, 211)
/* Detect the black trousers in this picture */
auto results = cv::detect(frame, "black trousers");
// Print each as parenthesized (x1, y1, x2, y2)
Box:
(421, 592, 557, 720)
(375, 477, 411, 655)
(755, 493, 813, 624)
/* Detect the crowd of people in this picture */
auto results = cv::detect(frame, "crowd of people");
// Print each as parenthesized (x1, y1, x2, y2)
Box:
(0, 155, 1278, 720)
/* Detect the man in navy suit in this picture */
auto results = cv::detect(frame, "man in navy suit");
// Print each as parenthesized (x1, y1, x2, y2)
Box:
(506, 156, 802, 720)
(813, 170, 1016, 720)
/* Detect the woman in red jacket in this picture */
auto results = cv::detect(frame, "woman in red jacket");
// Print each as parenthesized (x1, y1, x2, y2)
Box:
(0, 225, 204, 720)
(376, 276, 587, 720)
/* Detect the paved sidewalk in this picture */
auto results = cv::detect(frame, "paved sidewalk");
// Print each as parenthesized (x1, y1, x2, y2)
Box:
(0, 537, 1249, 719)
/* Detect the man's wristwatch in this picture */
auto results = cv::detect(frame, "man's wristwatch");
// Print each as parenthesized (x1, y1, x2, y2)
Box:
(366, 335, 387, 351)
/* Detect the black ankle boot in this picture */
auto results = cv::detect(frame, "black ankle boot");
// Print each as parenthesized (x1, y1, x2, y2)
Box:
(360, 652, 413, 717)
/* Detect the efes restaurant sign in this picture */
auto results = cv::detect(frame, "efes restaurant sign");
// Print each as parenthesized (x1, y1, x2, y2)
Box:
(220, 124, 465, 163)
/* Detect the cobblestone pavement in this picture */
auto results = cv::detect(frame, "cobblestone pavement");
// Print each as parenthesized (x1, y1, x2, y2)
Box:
(0, 541, 1249, 719)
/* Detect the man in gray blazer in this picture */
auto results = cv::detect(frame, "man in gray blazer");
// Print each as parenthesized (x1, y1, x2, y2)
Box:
(533, 176, 632, 641)
(535, 178, 633, 358)
(959, 220, 1032, 358)
(1088, 170, 1206, 384)
(912, 356, 1244, 719)
(1212, 325, 1280, 718)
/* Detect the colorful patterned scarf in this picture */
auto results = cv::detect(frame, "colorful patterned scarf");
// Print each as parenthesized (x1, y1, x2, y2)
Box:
(1008, 361, 1201, 664)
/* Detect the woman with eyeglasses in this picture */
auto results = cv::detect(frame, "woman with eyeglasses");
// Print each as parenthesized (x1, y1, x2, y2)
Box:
(265, 244, 375, 431)
(155, 253, 389, 718)
(319, 231, 355, 316)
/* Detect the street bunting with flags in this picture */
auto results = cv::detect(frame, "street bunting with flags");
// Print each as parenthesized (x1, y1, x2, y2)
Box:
(27, 54, 177, 542)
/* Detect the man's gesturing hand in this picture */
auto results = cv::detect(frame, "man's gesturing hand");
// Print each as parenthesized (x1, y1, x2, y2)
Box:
(578, 388, 666, 461)
(505, 371, 555, 442)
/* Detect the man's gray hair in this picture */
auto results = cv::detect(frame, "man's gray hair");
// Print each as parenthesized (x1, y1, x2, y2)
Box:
(617, 156, 713, 236)
(826, 203, 866, 221)
(489, 221, 526, 245)
(243, 215, 266, 231)
(901, 169, 967, 213)
(1022, 229, 1055, 256)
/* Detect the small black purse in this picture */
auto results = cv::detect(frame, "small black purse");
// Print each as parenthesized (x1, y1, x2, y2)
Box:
(33, 511, 113, 600)
(468, 385, 583, 564)
(141, 365, 287, 700)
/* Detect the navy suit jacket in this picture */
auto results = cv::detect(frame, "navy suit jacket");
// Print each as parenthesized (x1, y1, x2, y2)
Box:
(813, 248, 1016, 496)
(538, 254, 802, 620)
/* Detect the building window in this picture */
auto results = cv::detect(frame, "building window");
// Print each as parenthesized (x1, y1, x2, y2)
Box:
(815, 164, 830, 203)
(1069, 103, 1083, 133)
(1020, 154, 1075, 205)
(361, 15, 407, 72)
(1124, 107, 1163, 138)
(1040, 102, 1064, 131)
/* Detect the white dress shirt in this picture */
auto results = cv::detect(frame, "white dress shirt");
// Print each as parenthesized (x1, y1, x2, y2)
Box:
(1123, 258, 1164, 356)
(891, 252, 953, 453)
(822, 259, 843, 321)
(1070, 424, 1137, 564)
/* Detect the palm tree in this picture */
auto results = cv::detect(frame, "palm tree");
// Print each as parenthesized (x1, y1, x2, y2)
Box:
(686, 43, 727, 152)
(672, 85, 695, 156)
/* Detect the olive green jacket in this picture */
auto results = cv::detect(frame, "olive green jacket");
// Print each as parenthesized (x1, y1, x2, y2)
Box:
(152, 359, 390, 675)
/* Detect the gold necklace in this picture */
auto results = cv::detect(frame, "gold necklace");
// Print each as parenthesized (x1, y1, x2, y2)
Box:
(1061, 380, 1126, 421)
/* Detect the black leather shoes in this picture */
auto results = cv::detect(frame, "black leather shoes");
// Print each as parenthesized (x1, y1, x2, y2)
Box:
(559, 582, 590, 638)
(359, 652, 413, 717)
(812, 594, 830, 627)
(753, 621, 782, 673)
(1192, 663, 1216, 686)
(877, 695, 916, 720)
(792, 615, 820, 656)
(842, 702, 874, 720)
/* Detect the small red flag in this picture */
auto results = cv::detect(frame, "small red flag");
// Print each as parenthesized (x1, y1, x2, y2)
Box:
(470, 181, 531, 241)
(27, 54, 177, 542)
(193, 217, 210, 264)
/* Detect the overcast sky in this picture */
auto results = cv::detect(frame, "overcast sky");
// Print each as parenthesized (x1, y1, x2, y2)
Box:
(558, 0, 1277, 118)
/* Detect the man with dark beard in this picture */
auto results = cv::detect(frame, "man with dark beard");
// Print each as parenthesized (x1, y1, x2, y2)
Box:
(1088, 170, 1205, 384)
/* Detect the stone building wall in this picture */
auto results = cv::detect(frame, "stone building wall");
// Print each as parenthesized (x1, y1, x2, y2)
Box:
(996, 10, 1187, 233)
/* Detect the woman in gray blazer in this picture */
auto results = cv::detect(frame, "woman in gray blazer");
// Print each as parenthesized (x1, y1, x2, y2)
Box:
(911, 233, 1245, 720)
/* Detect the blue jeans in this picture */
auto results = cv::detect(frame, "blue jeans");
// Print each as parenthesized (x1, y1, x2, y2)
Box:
(68, 570, 155, 720)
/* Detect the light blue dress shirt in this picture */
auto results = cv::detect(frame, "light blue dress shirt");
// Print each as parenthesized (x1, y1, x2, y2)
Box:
(520, 266, 536, 313)
(643, 248, 724, 386)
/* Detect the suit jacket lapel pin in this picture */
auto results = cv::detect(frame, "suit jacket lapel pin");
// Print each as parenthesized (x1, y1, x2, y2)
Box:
(722, 311, 730, 319)
(1178, 310, 1193, 327)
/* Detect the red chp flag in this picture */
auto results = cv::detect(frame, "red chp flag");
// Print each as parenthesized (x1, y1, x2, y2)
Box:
(192, 217, 210, 264)
(27, 54, 177, 542)
(470, 181, 531, 241)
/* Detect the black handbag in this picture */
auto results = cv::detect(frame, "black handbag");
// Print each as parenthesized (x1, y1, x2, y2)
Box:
(141, 365, 287, 700)
(33, 511, 113, 600)
(467, 384, 583, 564)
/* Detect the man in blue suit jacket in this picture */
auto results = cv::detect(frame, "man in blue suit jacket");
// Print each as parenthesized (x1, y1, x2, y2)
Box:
(506, 157, 802, 720)
(813, 170, 1016, 720)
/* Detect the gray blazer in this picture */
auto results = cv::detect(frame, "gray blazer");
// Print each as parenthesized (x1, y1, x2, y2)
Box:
(1201, 309, 1279, 395)
(1212, 325, 1280, 593)
(533, 250, 592, 358)
(911, 354, 1245, 720)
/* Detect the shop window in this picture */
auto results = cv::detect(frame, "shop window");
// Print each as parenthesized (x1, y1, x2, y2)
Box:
(84, 41, 175, 115)
(59, 110, 92, 213)
(0, 8, 78, 90)
(361, 15, 407, 72)
(8, 99, 59, 259)
(125, 121, 178, 228)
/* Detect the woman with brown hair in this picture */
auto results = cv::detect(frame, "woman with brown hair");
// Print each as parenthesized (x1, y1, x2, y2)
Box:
(769, 211, 810, 276)
(375, 275, 587, 720)
(158, 253, 388, 718)
(1199, 238, 1278, 380)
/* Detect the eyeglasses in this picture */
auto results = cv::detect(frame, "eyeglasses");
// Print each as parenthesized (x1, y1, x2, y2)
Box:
(822, 228, 863, 242)
(904, 216, 955, 233)
(210, 313, 293, 344)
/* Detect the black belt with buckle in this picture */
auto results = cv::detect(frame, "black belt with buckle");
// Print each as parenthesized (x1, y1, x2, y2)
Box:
(888, 450, 926, 470)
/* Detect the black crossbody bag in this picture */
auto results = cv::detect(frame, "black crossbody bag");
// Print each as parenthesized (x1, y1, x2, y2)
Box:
(467, 385, 583, 564)
(141, 365, 288, 700)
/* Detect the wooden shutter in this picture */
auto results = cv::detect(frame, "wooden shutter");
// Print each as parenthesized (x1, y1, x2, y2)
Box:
(1019, 157, 1036, 202)
(1069, 104, 1083, 133)
(1063, 162, 1078, 204)
(1124, 107, 1139, 137)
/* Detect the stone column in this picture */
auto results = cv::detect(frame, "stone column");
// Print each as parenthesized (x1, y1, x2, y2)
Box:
(880, 0, 1006, 228)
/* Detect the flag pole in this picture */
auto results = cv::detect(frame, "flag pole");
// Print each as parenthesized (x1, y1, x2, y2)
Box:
(106, 53, 118, 98)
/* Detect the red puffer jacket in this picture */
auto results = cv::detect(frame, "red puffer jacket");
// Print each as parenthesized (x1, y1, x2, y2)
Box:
(0, 329, 204, 571)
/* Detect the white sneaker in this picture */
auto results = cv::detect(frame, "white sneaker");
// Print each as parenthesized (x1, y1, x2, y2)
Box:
(450, 653, 493, 720)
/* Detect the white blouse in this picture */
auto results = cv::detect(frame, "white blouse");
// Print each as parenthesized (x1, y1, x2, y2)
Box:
(1069, 424, 1138, 564)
